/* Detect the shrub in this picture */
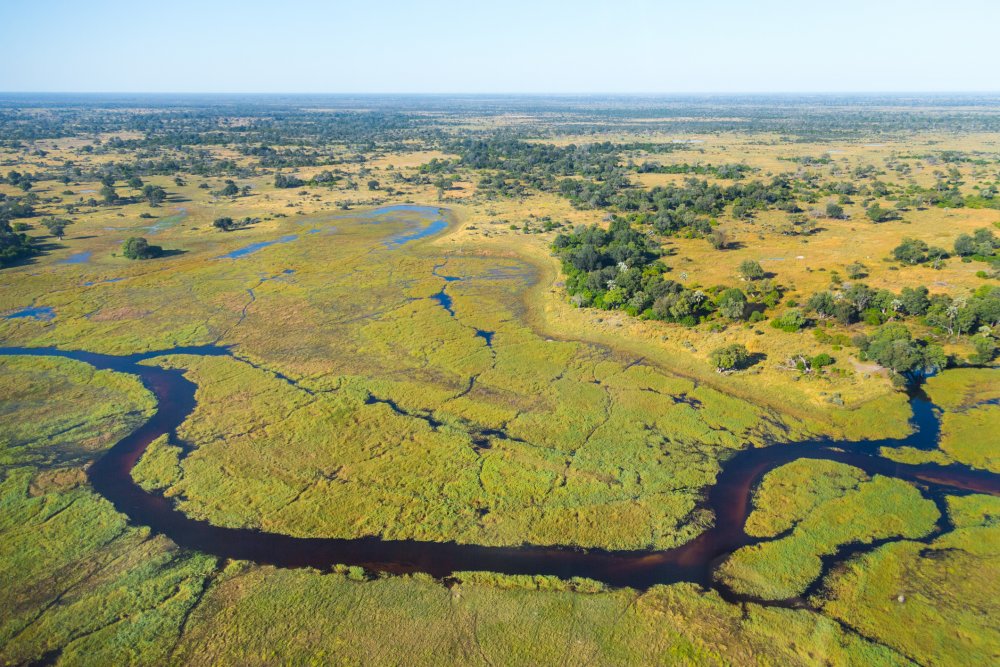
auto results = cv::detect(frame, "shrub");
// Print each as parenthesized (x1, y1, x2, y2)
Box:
(738, 259, 766, 281)
(810, 353, 835, 370)
(770, 309, 807, 332)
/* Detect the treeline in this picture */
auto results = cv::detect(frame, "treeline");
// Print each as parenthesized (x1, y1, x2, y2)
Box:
(634, 161, 756, 179)
(800, 283, 1000, 336)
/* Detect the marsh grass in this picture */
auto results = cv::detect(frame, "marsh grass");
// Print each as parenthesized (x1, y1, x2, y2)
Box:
(717, 461, 938, 600)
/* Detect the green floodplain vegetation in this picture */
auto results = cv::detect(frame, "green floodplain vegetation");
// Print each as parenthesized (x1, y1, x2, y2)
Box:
(0, 94, 999, 664)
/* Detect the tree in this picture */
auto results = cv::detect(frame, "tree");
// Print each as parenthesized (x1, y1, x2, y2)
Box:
(41, 217, 71, 238)
(213, 217, 235, 231)
(900, 286, 930, 316)
(892, 237, 929, 264)
(970, 334, 997, 364)
(866, 203, 893, 223)
(737, 259, 765, 281)
(825, 202, 845, 219)
(807, 291, 837, 318)
(122, 236, 163, 260)
(127, 176, 144, 191)
(716, 288, 748, 320)
(99, 184, 118, 205)
(367, 179, 380, 191)
(973, 227, 999, 255)
(810, 353, 835, 371)
(142, 184, 167, 206)
(710, 343, 752, 373)
(954, 233, 976, 257)
(275, 173, 305, 189)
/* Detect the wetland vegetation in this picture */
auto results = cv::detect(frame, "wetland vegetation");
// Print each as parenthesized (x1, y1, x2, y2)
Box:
(0, 92, 998, 665)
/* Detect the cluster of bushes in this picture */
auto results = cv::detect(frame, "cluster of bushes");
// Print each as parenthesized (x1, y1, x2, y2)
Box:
(954, 227, 999, 259)
(553, 220, 782, 325)
(561, 176, 805, 236)
(709, 343, 755, 373)
(0, 193, 39, 266)
(1, 169, 35, 191)
(457, 138, 809, 238)
(274, 173, 306, 189)
(0, 219, 36, 266)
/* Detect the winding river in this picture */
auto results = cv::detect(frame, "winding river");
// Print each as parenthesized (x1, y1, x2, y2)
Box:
(0, 344, 996, 599)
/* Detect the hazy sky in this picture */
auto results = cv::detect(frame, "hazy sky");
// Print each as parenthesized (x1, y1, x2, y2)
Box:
(2, 0, 997, 93)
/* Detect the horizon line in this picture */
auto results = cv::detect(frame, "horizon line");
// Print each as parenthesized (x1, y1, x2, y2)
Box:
(2, 90, 1000, 97)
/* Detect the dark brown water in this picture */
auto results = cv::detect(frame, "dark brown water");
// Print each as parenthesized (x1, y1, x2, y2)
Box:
(1, 345, 997, 594)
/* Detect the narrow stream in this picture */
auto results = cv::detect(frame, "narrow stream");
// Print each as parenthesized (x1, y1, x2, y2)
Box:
(0, 345, 996, 595)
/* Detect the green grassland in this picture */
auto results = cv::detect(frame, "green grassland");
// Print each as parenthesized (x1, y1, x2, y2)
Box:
(716, 461, 939, 600)
(1, 334, 912, 666)
(0, 357, 217, 666)
(815, 493, 1000, 665)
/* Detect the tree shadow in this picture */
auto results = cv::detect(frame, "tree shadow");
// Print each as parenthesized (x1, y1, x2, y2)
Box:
(739, 352, 767, 370)
(158, 248, 188, 258)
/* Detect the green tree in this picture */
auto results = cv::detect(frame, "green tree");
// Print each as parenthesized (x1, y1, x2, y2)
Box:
(213, 217, 235, 231)
(770, 309, 807, 332)
(970, 334, 997, 364)
(954, 233, 976, 257)
(716, 288, 748, 320)
(99, 184, 118, 205)
(825, 202, 845, 219)
(709, 343, 752, 372)
(122, 237, 163, 260)
(41, 217, 71, 238)
(142, 185, 167, 206)
(892, 237, 929, 264)
(0, 220, 37, 267)
(866, 203, 893, 223)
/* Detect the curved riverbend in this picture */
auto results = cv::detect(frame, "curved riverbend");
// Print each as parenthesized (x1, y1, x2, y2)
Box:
(1, 345, 997, 594)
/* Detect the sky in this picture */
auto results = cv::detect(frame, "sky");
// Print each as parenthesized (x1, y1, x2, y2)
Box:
(1, 0, 998, 94)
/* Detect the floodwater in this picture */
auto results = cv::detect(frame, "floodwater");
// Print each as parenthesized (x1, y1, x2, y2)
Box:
(4, 306, 55, 321)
